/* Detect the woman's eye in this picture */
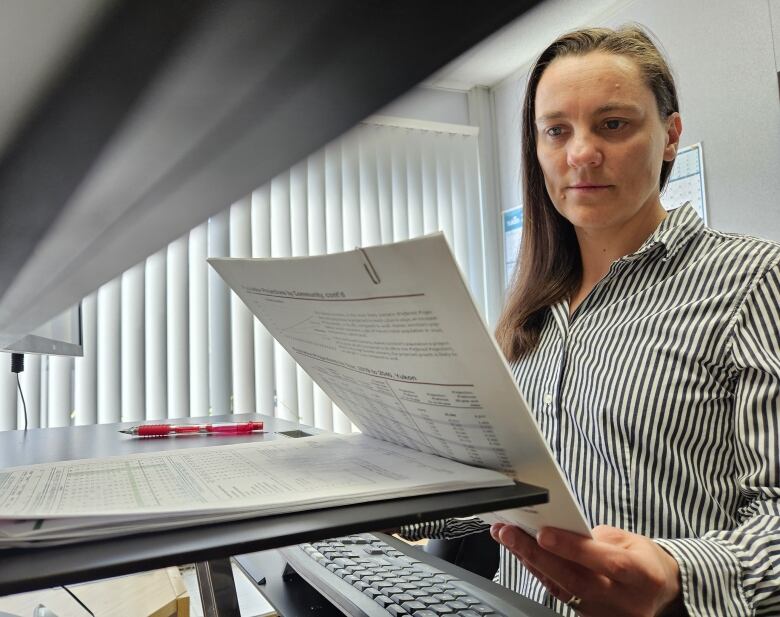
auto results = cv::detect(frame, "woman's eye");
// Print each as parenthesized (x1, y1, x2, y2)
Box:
(603, 119, 626, 130)
(545, 126, 564, 137)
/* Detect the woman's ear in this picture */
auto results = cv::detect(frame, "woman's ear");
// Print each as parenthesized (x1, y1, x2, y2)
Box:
(663, 112, 682, 162)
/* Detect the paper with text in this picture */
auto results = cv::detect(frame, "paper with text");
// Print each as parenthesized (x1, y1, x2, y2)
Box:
(0, 433, 512, 547)
(0, 433, 509, 523)
(210, 234, 590, 535)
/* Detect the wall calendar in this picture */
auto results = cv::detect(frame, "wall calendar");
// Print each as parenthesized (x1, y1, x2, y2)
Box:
(661, 142, 707, 222)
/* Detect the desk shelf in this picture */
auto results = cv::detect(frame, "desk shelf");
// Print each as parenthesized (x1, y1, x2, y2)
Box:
(0, 482, 546, 596)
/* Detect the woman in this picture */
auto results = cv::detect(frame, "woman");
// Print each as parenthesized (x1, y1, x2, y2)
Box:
(407, 25, 780, 617)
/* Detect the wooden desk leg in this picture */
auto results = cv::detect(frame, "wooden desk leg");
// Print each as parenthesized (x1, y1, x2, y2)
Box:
(195, 558, 240, 617)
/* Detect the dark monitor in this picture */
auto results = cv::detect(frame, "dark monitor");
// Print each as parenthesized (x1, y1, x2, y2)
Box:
(1, 303, 83, 357)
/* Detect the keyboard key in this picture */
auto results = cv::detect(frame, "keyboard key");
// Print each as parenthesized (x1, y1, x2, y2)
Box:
(398, 582, 417, 590)
(426, 585, 446, 594)
(449, 589, 468, 597)
(463, 597, 481, 605)
(471, 605, 495, 614)
(391, 593, 415, 603)
(418, 596, 439, 606)
(435, 593, 455, 602)
(402, 601, 427, 612)
(458, 611, 482, 617)
(430, 604, 453, 614)
(408, 590, 428, 598)
(447, 601, 469, 611)
(387, 605, 407, 617)
(412, 611, 438, 617)
(384, 586, 404, 595)
(343, 575, 359, 585)
(376, 595, 394, 608)
(364, 588, 381, 599)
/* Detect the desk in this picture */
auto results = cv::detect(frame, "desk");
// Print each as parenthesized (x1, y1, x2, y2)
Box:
(0, 414, 547, 612)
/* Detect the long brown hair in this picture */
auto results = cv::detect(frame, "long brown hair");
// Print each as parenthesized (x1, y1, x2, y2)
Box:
(495, 25, 679, 361)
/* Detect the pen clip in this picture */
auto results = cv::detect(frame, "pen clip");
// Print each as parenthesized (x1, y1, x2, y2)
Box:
(358, 247, 380, 285)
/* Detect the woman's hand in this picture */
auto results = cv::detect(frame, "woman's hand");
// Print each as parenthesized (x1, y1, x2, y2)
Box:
(490, 523, 686, 616)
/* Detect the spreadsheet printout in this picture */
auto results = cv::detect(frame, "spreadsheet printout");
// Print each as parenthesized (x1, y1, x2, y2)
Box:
(210, 234, 590, 536)
(0, 433, 510, 520)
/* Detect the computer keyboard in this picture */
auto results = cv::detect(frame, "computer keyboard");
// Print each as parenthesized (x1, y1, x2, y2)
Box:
(257, 532, 555, 617)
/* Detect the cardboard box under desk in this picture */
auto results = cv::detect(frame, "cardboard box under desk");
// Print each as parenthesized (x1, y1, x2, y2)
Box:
(0, 567, 189, 617)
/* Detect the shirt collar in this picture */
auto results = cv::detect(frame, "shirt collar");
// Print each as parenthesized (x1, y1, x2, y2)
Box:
(625, 202, 704, 262)
(548, 203, 704, 329)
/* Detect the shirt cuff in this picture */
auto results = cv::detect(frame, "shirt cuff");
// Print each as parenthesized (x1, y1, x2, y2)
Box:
(655, 537, 751, 617)
(399, 517, 488, 541)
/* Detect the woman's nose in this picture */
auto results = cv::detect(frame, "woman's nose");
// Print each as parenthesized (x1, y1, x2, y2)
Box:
(566, 135, 603, 168)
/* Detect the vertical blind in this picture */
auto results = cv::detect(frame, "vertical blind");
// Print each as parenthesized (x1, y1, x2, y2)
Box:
(0, 118, 487, 432)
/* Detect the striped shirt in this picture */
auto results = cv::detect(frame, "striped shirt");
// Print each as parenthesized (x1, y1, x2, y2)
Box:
(404, 205, 780, 616)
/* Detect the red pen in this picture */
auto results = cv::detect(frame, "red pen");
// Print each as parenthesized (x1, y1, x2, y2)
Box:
(119, 421, 265, 437)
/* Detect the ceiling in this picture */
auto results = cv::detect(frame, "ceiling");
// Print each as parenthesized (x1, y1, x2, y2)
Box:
(425, 0, 637, 90)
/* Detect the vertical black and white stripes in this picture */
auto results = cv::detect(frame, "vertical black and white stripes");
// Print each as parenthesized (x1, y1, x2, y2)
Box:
(405, 205, 780, 616)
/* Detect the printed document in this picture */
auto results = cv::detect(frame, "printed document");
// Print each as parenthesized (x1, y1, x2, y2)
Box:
(0, 433, 510, 546)
(209, 233, 590, 535)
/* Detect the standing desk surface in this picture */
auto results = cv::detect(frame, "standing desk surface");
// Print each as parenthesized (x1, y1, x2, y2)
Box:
(0, 413, 547, 596)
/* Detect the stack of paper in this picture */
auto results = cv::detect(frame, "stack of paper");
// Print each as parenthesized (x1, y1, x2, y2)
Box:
(209, 234, 589, 536)
(0, 433, 512, 547)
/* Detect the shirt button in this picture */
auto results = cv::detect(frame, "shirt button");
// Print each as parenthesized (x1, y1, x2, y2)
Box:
(543, 393, 553, 405)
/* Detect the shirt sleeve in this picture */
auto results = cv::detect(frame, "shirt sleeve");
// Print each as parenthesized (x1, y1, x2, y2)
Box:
(656, 262, 780, 617)
(399, 516, 490, 541)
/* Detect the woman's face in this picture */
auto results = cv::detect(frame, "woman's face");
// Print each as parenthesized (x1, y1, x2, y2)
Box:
(534, 51, 680, 235)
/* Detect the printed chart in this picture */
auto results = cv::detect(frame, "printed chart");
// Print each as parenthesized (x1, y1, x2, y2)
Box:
(661, 143, 707, 221)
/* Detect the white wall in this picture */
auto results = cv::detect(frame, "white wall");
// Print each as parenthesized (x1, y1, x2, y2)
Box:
(493, 0, 780, 240)
(378, 86, 470, 126)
